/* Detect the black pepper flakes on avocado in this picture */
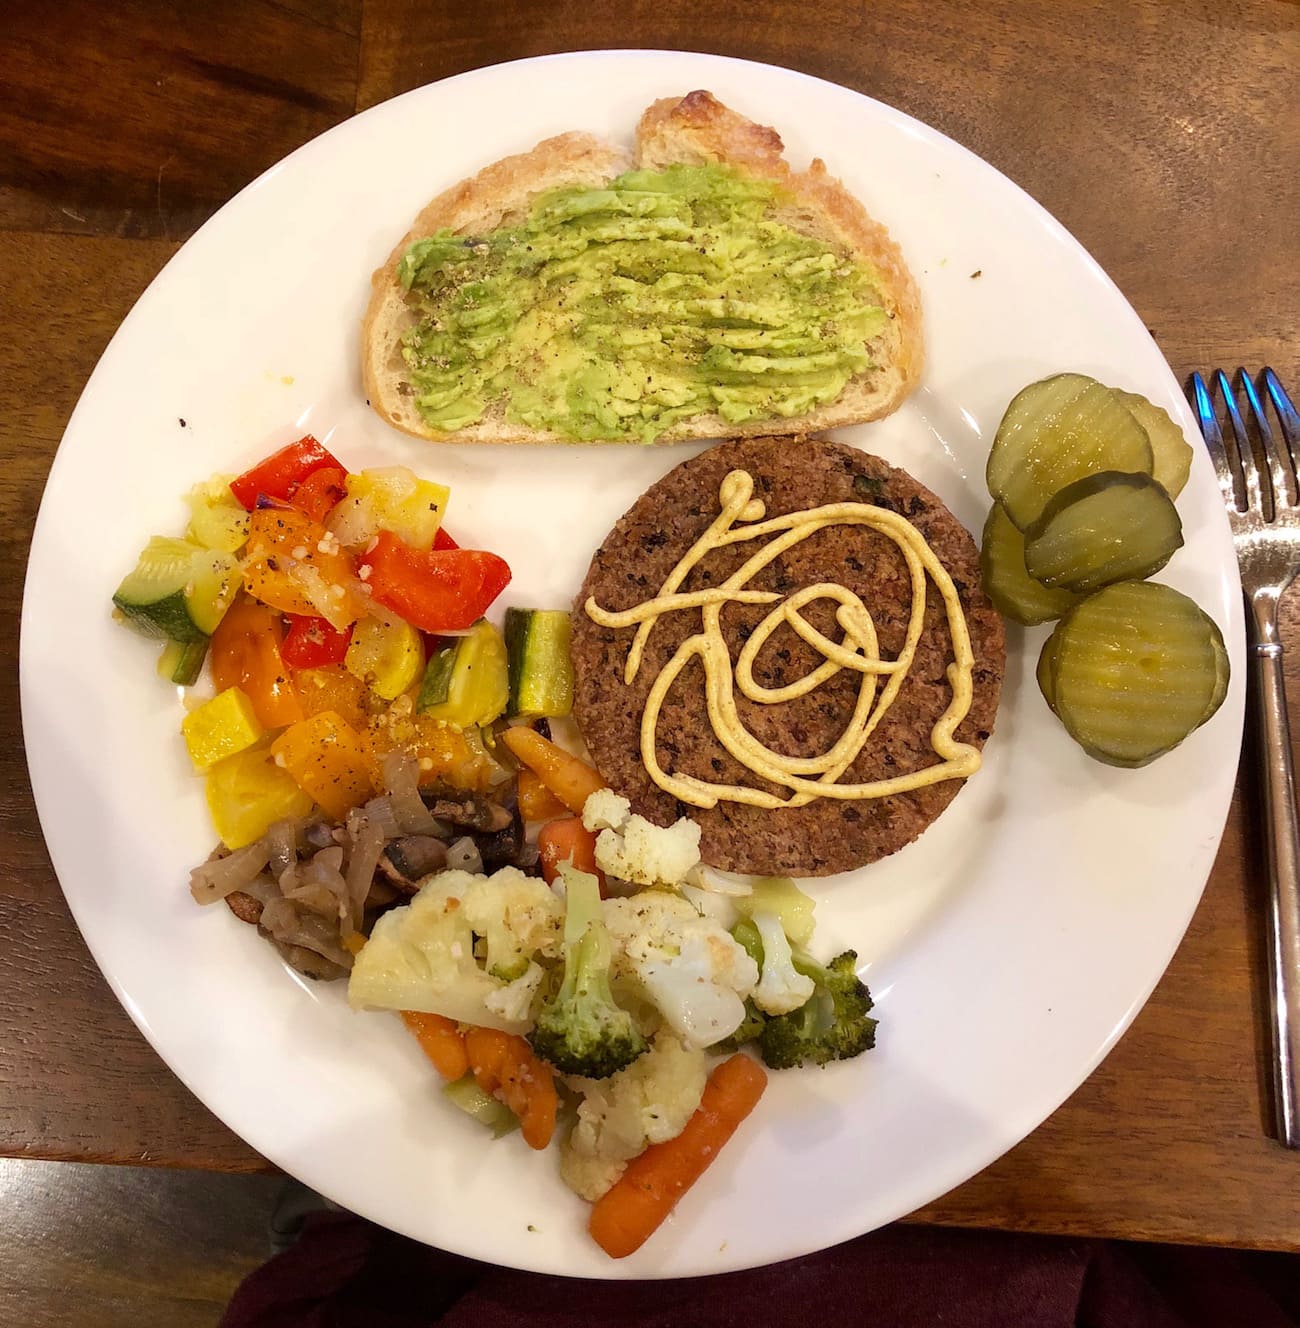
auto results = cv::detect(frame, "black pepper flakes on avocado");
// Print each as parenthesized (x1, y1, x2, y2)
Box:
(395, 164, 890, 443)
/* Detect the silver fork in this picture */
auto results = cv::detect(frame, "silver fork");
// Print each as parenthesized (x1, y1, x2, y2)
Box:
(1191, 366, 1300, 1147)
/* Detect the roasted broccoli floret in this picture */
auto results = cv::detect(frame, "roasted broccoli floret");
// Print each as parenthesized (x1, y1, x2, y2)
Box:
(757, 949, 876, 1070)
(527, 866, 648, 1078)
(714, 998, 767, 1053)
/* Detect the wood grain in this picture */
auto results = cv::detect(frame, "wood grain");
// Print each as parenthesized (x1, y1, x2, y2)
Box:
(2, 0, 1300, 1251)
(356, 0, 1298, 388)
(0, 0, 360, 238)
(0, 1158, 278, 1327)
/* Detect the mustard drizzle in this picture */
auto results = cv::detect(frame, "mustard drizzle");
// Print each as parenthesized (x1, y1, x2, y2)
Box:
(584, 468, 981, 810)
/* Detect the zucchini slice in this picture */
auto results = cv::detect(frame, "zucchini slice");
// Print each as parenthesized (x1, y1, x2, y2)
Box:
(417, 619, 509, 726)
(980, 503, 1084, 625)
(442, 1074, 519, 1138)
(505, 608, 575, 718)
(1048, 581, 1228, 767)
(1112, 389, 1193, 500)
(987, 373, 1153, 530)
(157, 637, 209, 686)
(113, 537, 239, 642)
(1024, 472, 1183, 594)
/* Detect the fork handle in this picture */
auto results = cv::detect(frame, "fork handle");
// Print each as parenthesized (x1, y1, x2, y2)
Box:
(1250, 605, 1300, 1148)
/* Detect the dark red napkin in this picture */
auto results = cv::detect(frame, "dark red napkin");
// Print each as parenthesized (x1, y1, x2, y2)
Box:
(221, 1211, 1300, 1328)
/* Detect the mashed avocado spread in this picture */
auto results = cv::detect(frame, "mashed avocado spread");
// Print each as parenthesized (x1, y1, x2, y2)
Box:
(396, 164, 889, 443)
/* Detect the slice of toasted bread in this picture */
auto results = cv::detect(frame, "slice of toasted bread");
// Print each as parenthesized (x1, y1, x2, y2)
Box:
(362, 92, 922, 445)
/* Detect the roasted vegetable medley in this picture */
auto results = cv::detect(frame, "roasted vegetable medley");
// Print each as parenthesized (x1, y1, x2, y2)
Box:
(112, 436, 878, 1258)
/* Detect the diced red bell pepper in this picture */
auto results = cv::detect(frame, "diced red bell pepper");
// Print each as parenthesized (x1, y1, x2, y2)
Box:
(280, 614, 354, 668)
(357, 531, 511, 633)
(229, 436, 346, 511)
(433, 527, 459, 551)
(290, 465, 348, 524)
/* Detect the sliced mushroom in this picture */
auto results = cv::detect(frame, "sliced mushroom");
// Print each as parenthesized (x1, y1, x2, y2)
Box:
(422, 790, 513, 833)
(378, 835, 450, 894)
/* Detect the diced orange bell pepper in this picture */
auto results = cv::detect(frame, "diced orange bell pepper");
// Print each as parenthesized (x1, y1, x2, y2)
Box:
(271, 709, 377, 820)
(210, 595, 304, 730)
(364, 710, 504, 793)
(242, 507, 366, 628)
(294, 664, 371, 730)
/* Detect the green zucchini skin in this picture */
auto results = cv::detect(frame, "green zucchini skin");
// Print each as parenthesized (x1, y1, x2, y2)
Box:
(505, 608, 574, 718)
(113, 537, 237, 643)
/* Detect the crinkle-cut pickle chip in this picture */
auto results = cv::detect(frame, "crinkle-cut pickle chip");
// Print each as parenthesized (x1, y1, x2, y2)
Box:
(987, 373, 1154, 531)
(1111, 388, 1193, 500)
(1037, 630, 1061, 715)
(1044, 581, 1228, 768)
(980, 502, 1085, 626)
(1023, 471, 1184, 594)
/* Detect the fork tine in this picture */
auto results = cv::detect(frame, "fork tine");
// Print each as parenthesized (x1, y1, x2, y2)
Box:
(1264, 367, 1300, 453)
(1217, 368, 1265, 514)
(1191, 371, 1240, 511)
(1241, 370, 1296, 511)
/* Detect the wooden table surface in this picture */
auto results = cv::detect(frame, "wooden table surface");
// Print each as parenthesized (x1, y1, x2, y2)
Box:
(4, 0, 1299, 1254)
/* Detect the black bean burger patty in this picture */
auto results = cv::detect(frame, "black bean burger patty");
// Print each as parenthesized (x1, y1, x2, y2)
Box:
(569, 435, 1005, 876)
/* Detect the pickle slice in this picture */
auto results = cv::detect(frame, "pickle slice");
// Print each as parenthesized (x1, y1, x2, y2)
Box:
(1204, 619, 1230, 724)
(980, 503, 1084, 625)
(1112, 389, 1193, 499)
(1024, 472, 1183, 593)
(1036, 632, 1061, 715)
(987, 373, 1153, 530)
(1049, 581, 1228, 767)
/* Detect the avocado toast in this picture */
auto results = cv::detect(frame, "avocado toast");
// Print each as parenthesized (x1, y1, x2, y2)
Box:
(363, 91, 922, 445)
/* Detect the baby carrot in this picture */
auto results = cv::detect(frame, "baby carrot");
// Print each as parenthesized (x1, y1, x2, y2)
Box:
(517, 767, 568, 822)
(537, 816, 606, 893)
(500, 726, 605, 813)
(400, 1011, 469, 1082)
(588, 1053, 768, 1259)
(464, 1026, 558, 1151)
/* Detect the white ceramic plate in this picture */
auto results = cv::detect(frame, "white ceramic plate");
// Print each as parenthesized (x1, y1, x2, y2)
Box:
(21, 51, 1244, 1279)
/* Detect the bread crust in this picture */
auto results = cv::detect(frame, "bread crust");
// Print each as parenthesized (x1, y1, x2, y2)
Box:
(363, 92, 923, 445)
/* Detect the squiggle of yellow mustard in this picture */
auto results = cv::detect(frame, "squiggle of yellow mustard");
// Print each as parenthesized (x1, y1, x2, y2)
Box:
(584, 468, 981, 810)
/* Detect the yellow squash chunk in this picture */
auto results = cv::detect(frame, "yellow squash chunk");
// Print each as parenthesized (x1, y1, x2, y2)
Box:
(346, 615, 425, 701)
(272, 709, 377, 820)
(328, 467, 450, 551)
(206, 746, 314, 849)
(181, 686, 265, 771)
(418, 619, 510, 728)
(186, 474, 251, 554)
